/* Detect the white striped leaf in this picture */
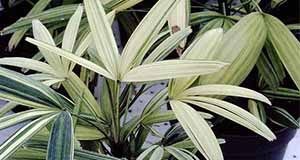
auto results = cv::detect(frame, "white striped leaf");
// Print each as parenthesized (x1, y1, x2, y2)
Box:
(0, 67, 73, 110)
(122, 60, 227, 82)
(0, 57, 56, 75)
(62, 5, 83, 69)
(182, 97, 276, 141)
(136, 145, 158, 160)
(84, 0, 120, 77)
(120, 0, 180, 76)
(0, 114, 57, 160)
(26, 38, 115, 80)
(47, 112, 74, 160)
(0, 109, 58, 130)
(143, 27, 192, 64)
(32, 20, 65, 74)
(168, 0, 190, 50)
(170, 100, 223, 160)
(179, 84, 271, 105)
(170, 29, 224, 96)
(199, 12, 267, 86)
(149, 146, 164, 160)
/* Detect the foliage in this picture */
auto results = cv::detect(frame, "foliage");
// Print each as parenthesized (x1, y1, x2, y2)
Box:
(0, 0, 299, 159)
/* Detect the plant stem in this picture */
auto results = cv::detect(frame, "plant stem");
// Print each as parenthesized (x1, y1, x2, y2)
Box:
(113, 81, 121, 143)
(251, 0, 263, 13)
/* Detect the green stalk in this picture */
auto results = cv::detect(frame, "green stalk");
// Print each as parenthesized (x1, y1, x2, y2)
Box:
(112, 81, 121, 143)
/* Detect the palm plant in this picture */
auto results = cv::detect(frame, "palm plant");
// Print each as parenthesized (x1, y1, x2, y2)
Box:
(176, 0, 300, 128)
(0, 0, 279, 159)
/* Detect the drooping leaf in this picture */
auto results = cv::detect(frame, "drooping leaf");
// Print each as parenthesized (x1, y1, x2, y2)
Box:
(179, 84, 271, 105)
(182, 97, 276, 141)
(264, 14, 300, 90)
(170, 100, 223, 160)
(269, 106, 300, 128)
(0, 67, 73, 109)
(0, 109, 58, 130)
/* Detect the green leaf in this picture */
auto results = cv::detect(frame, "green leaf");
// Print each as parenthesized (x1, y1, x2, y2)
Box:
(248, 100, 267, 123)
(26, 38, 115, 80)
(8, 0, 52, 50)
(170, 100, 223, 160)
(0, 67, 73, 110)
(103, 0, 144, 12)
(84, 0, 120, 76)
(182, 97, 276, 141)
(47, 112, 74, 160)
(120, 0, 180, 76)
(122, 60, 227, 82)
(262, 87, 300, 101)
(75, 125, 105, 140)
(0, 114, 57, 160)
(269, 106, 299, 128)
(0, 109, 58, 130)
(0, 5, 79, 35)
(0, 102, 18, 117)
(62, 72, 103, 118)
(179, 84, 271, 105)
(264, 14, 300, 90)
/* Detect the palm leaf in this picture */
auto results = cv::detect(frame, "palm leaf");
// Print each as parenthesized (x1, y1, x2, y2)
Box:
(122, 60, 227, 82)
(264, 14, 300, 90)
(170, 100, 223, 160)
(47, 112, 74, 160)
(0, 114, 57, 160)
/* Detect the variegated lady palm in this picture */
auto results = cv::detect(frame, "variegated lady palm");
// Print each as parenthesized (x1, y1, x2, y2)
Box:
(0, 0, 278, 160)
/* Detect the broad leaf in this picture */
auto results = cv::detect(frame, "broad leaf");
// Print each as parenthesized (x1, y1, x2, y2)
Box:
(264, 14, 300, 90)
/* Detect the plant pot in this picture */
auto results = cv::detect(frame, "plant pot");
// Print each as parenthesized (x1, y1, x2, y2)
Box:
(219, 127, 297, 160)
